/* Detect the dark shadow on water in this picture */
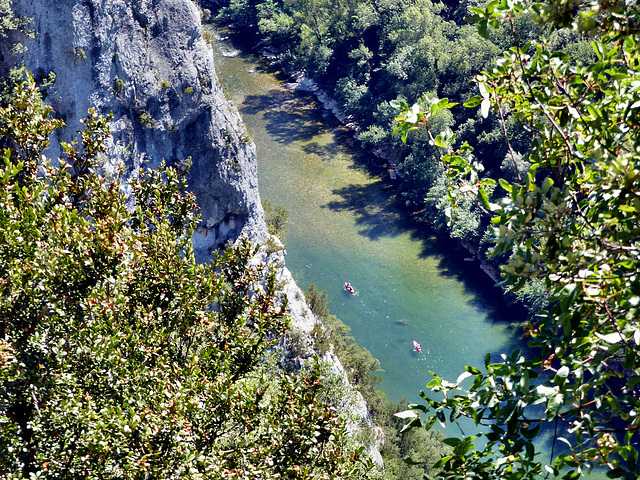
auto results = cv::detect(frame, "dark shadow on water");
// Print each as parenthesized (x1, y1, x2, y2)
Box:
(321, 153, 528, 326)
(239, 90, 334, 144)
(322, 182, 405, 241)
(301, 141, 341, 159)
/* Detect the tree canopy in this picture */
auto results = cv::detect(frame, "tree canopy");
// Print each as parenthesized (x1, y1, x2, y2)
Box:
(0, 75, 377, 479)
(393, 0, 640, 478)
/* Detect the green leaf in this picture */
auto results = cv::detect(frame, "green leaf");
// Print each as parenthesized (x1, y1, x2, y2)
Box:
(394, 409, 420, 419)
(400, 415, 423, 433)
(465, 365, 481, 374)
(547, 393, 564, 418)
(424, 415, 437, 431)
(436, 409, 447, 428)
(389, 99, 408, 111)
(433, 134, 447, 148)
(433, 455, 454, 469)
(595, 332, 624, 344)
(478, 186, 490, 209)
(478, 19, 489, 39)
(464, 96, 483, 108)
(480, 98, 491, 118)
(442, 438, 461, 447)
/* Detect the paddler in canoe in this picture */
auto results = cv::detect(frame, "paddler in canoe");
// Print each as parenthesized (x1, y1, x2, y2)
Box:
(344, 281, 355, 294)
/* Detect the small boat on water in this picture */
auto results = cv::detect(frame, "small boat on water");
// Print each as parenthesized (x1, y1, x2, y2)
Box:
(413, 340, 422, 352)
(344, 281, 355, 294)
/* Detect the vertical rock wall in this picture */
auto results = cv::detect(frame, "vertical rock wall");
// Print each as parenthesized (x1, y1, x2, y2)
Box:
(1, 0, 383, 464)
(2, 0, 267, 254)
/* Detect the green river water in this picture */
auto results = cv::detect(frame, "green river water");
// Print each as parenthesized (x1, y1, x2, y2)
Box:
(211, 32, 523, 406)
(209, 32, 613, 480)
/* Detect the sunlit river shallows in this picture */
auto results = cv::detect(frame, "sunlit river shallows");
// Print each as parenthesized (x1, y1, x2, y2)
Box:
(210, 30, 523, 407)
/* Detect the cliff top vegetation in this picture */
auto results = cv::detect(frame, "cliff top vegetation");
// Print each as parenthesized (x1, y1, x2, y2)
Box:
(0, 74, 378, 479)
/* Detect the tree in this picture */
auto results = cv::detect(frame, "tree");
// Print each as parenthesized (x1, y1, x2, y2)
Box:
(262, 199, 289, 242)
(0, 75, 377, 479)
(0, 0, 29, 40)
(393, 0, 640, 478)
(0, 0, 34, 105)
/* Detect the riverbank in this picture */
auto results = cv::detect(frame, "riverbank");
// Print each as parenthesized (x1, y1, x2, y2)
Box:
(214, 21, 507, 289)
(209, 25, 524, 406)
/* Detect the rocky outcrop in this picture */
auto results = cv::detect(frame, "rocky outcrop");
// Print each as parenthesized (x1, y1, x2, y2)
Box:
(2, 0, 267, 254)
(2, 0, 383, 465)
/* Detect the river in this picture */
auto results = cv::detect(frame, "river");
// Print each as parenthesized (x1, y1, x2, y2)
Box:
(210, 31, 523, 406)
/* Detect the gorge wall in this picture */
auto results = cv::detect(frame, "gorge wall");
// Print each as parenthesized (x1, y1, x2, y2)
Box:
(2, 0, 266, 255)
(1, 0, 382, 464)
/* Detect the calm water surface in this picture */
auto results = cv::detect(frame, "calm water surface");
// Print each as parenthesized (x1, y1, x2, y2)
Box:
(211, 32, 522, 406)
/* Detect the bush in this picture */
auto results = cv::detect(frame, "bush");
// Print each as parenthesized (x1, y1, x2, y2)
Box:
(0, 75, 378, 479)
(305, 283, 330, 318)
(72, 46, 87, 61)
(262, 200, 288, 242)
(136, 109, 156, 128)
(112, 77, 124, 95)
(202, 29, 214, 44)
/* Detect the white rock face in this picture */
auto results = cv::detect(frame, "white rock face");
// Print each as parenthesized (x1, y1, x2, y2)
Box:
(3, 0, 267, 254)
(2, 0, 382, 465)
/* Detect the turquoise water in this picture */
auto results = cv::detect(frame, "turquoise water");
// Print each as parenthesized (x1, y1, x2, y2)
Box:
(211, 33, 522, 406)
(209, 31, 614, 480)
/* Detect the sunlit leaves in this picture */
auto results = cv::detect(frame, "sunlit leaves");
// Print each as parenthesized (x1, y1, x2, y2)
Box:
(393, 1, 640, 479)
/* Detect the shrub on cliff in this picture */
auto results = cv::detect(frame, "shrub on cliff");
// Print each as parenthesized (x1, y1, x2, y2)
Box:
(0, 75, 377, 479)
(262, 199, 289, 242)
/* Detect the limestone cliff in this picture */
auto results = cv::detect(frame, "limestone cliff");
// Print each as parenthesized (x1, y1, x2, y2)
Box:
(1, 0, 266, 254)
(1, 0, 383, 465)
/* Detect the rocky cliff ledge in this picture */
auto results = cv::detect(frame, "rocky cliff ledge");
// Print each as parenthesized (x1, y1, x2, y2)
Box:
(1, 0, 382, 465)
(2, 0, 266, 254)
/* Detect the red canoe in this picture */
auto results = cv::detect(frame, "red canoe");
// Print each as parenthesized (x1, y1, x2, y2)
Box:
(345, 282, 355, 294)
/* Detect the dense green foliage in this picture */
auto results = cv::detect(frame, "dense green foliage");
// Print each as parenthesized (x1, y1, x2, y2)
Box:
(212, 0, 596, 313)
(392, 0, 640, 478)
(0, 76, 378, 479)
(305, 284, 450, 480)
(0, 0, 29, 41)
(262, 199, 289, 242)
(0, 0, 34, 105)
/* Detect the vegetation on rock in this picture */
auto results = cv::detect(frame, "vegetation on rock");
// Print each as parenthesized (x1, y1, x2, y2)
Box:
(262, 200, 289, 242)
(0, 75, 378, 479)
